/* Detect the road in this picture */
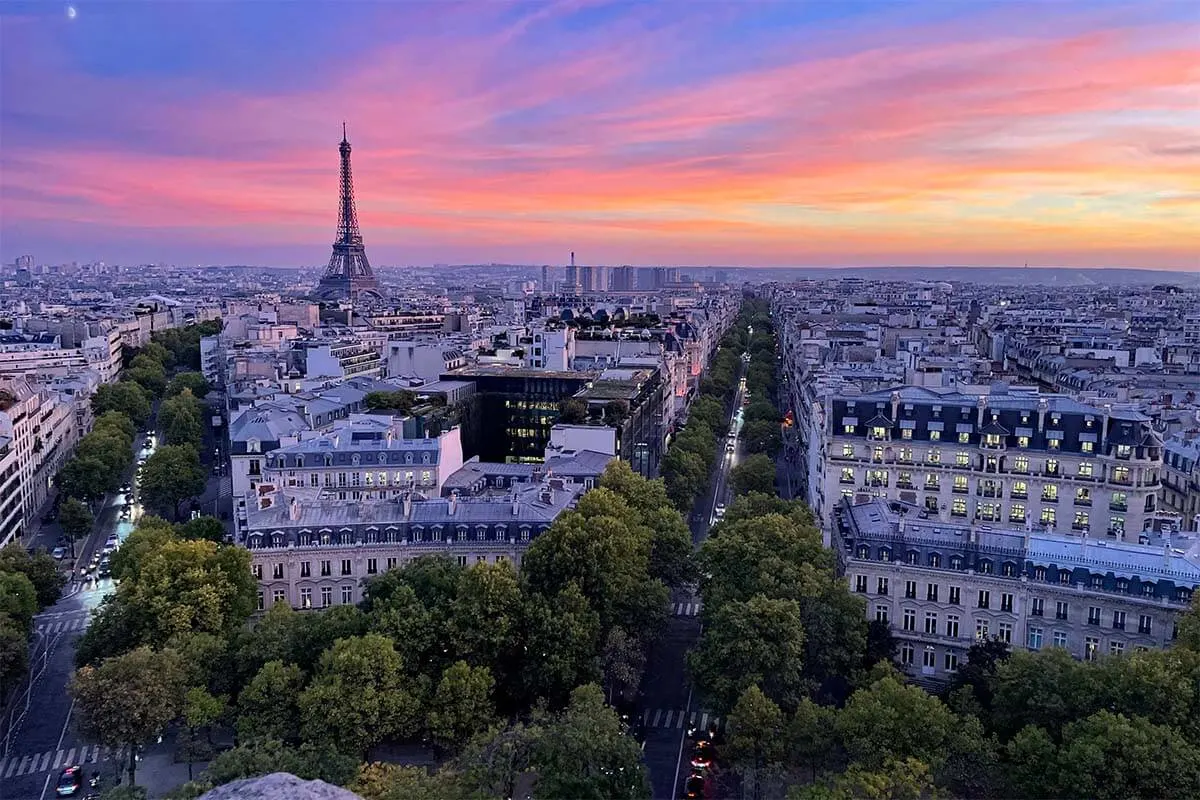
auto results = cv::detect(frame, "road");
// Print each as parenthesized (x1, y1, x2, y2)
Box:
(641, 367, 749, 800)
(0, 433, 158, 800)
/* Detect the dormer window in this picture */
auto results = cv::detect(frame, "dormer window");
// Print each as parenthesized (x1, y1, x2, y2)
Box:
(422, 452, 431, 464)
(351, 454, 360, 466)
(378, 452, 388, 464)
(405, 452, 414, 464)
(247, 438, 261, 454)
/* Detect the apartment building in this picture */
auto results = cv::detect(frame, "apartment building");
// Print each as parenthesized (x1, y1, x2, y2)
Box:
(1163, 433, 1200, 532)
(243, 480, 583, 610)
(0, 378, 79, 544)
(840, 500, 1200, 684)
(804, 385, 1163, 542)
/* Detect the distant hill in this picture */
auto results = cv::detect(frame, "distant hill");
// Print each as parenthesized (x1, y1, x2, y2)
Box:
(741, 266, 1199, 287)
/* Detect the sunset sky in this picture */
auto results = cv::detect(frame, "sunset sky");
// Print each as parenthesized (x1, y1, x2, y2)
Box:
(1, 1, 1197, 270)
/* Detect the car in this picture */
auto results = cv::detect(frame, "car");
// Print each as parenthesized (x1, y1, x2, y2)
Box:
(97, 563, 111, 579)
(52, 546, 67, 560)
(690, 740, 715, 771)
(726, 440, 735, 452)
(683, 773, 706, 799)
(56, 765, 83, 796)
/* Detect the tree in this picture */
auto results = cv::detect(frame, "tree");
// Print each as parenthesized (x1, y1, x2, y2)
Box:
(350, 762, 468, 800)
(94, 410, 137, 442)
(447, 562, 522, 672)
(725, 685, 785, 795)
(92, 382, 151, 426)
(529, 684, 650, 800)
(298, 634, 423, 758)
(364, 390, 416, 413)
(139, 444, 206, 520)
(557, 398, 588, 424)
(0, 543, 64, 608)
(798, 757, 936, 800)
(946, 637, 1011, 711)
(688, 396, 725, 434)
(178, 516, 226, 543)
(517, 584, 601, 707)
(786, 698, 841, 782)
(1049, 710, 1200, 799)
(202, 739, 357, 788)
(742, 418, 782, 456)
(58, 497, 94, 559)
(428, 661, 497, 752)
(660, 447, 706, 512)
(989, 648, 1098, 741)
(0, 616, 29, 694)
(181, 687, 226, 780)
(599, 461, 695, 588)
(0, 572, 37, 632)
(165, 405, 203, 449)
(602, 400, 629, 427)
(601, 626, 645, 705)
(139, 341, 175, 370)
(236, 660, 306, 744)
(71, 647, 187, 786)
(688, 595, 808, 714)
(167, 372, 210, 399)
(1003, 725, 1057, 799)
(56, 455, 114, 504)
(834, 675, 958, 771)
(731, 453, 776, 496)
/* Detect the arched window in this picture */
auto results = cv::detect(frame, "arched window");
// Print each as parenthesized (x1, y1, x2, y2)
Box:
(422, 452, 431, 464)
(1002, 561, 1016, 577)
(295, 456, 304, 468)
(405, 452, 414, 464)
(928, 553, 942, 568)
(906, 550, 919, 565)
(949, 555, 964, 570)
(351, 454, 361, 466)
(856, 544, 870, 559)
(879, 548, 892, 562)
(248, 534, 262, 549)
(378, 452, 387, 464)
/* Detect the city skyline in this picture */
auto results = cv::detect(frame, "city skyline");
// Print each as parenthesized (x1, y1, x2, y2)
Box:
(1, 1, 1197, 270)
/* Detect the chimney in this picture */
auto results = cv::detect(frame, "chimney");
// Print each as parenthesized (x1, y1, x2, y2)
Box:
(1101, 403, 1111, 449)
(288, 496, 301, 522)
(570, 251, 575, 268)
(512, 495, 520, 516)
(1080, 526, 1088, 554)
(540, 487, 553, 505)
(1023, 521, 1032, 548)
(448, 490, 458, 516)
(1036, 397, 1048, 432)
(1164, 532, 1172, 567)
(977, 395, 987, 427)
(403, 492, 412, 519)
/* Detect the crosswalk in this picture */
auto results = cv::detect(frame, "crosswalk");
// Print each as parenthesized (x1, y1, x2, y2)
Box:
(641, 708, 722, 732)
(34, 617, 89, 636)
(0, 744, 123, 779)
(673, 601, 703, 617)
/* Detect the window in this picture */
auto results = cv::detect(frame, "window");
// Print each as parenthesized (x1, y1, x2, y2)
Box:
(456, 555, 468, 567)
(927, 449, 941, 463)
(952, 498, 967, 517)
(300, 588, 312, 609)
(272, 563, 284, 580)
(902, 428, 913, 440)
(923, 648, 937, 668)
(900, 644, 914, 665)
(925, 473, 939, 489)
(1031, 598, 1045, 616)
(1087, 606, 1101, 626)
(958, 432, 971, 444)
(1014, 456, 1029, 473)
(925, 612, 938, 634)
(272, 589, 286, 605)
(1053, 631, 1069, 649)
(841, 467, 855, 484)
(1056, 601, 1069, 620)
(843, 424, 855, 434)
(956, 451, 970, 467)
(1078, 462, 1093, 477)
(929, 430, 941, 442)
(875, 605, 889, 624)
(975, 619, 990, 640)
(929, 553, 942, 568)
(953, 475, 968, 493)
(320, 586, 332, 608)
(1085, 636, 1100, 661)
(903, 609, 916, 631)
(320, 560, 331, 577)
(1109, 640, 1125, 656)
(1043, 485, 1058, 502)
(949, 586, 961, 605)
(927, 583, 939, 602)
(1081, 441, 1094, 454)
(944, 652, 959, 671)
(1073, 510, 1089, 529)
(854, 575, 868, 593)
(1010, 503, 1026, 522)
(252, 564, 263, 580)
(1017, 436, 1029, 448)
(1011, 481, 1028, 499)
(977, 590, 990, 609)
(300, 561, 311, 578)
(1041, 507, 1057, 526)
(877, 577, 889, 595)
(1028, 627, 1043, 650)
(1139, 614, 1153, 635)
(367, 558, 378, 575)
(256, 591, 264, 611)
(999, 593, 1013, 612)
(1034, 566, 1047, 581)
(386, 557, 398, 570)
(842, 443, 855, 458)
(998, 622, 1013, 643)
(905, 580, 917, 599)
(341, 585, 353, 604)
(1112, 611, 1126, 630)
(946, 615, 960, 637)
(1046, 458, 1059, 475)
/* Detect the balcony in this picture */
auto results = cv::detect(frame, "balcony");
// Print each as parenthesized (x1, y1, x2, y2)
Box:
(1041, 493, 1059, 503)
(924, 482, 940, 491)
(1074, 497, 1092, 507)
(1109, 501, 1128, 512)
(952, 485, 968, 494)
(977, 488, 1001, 498)
(1010, 490, 1028, 500)
(897, 480, 915, 490)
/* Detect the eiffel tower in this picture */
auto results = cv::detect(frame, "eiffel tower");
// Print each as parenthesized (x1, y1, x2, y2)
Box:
(312, 124, 382, 302)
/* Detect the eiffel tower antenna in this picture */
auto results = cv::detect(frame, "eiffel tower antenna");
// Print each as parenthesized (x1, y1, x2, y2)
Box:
(312, 123, 382, 302)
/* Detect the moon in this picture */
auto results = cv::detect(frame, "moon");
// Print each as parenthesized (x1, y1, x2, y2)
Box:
(67, 5, 77, 19)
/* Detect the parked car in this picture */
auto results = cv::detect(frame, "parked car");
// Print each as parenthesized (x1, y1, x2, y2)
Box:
(51, 547, 67, 560)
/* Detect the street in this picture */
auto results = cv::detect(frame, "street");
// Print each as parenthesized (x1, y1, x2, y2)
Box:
(641, 370, 749, 800)
(0, 433, 157, 800)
